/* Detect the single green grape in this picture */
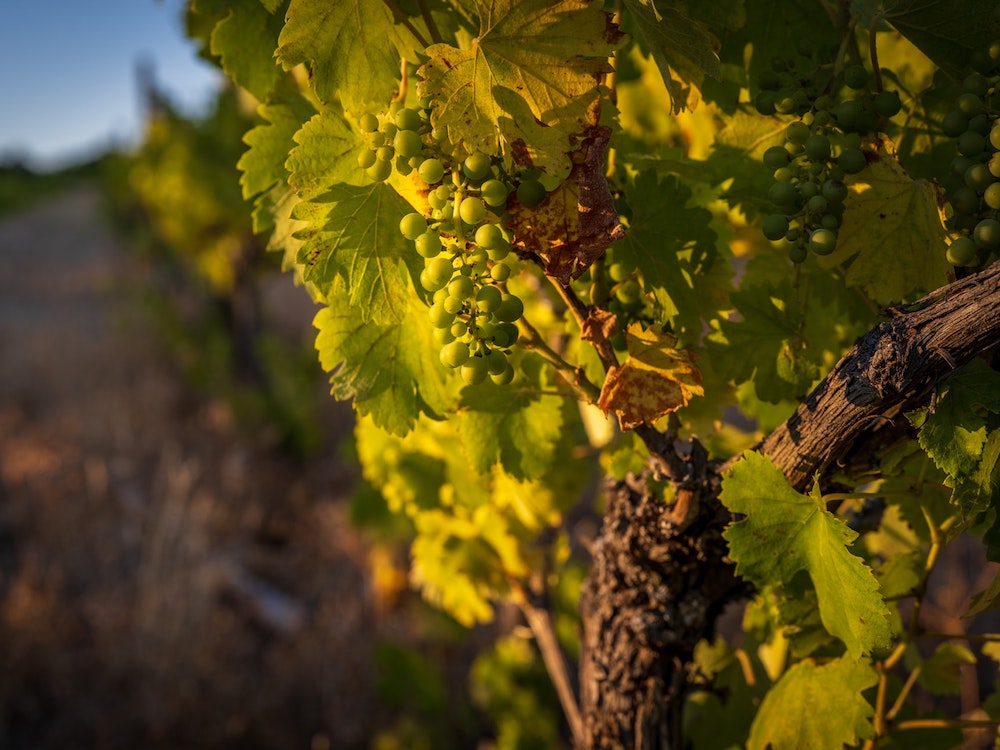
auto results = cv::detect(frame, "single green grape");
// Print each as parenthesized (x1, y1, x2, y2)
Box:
(965, 163, 995, 193)
(762, 214, 790, 241)
(394, 107, 422, 132)
(946, 236, 978, 266)
(480, 179, 509, 207)
(950, 186, 982, 215)
(475, 223, 503, 249)
(461, 356, 488, 385)
(808, 227, 837, 255)
(490, 262, 511, 282)
(459, 196, 487, 225)
(357, 150, 377, 169)
(366, 159, 392, 182)
(821, 179, 848, 203)
(785, 121, 810, 145)
(872, 90, 901, 118)
(941, 109, 969, 138)
(763, 146, 790, 170)
(806, 195, 829, 214)
(838, 148, 867, 174)
(475, 285, 502, 313)
(957, 131, 987, 157)
(495, 294, 524, 323)
(768, 181, 798, 208)
(843, 65, 869, 90)
(973, 218, 1000, 250)
(359, 113, 380, 133)
(804, 134, 831, 161)
(463, 152, 492, 181)
(425, 256, 454, 287)
(490, 364, 515, 385)
(415, 231, 443, 258)
(448, 275, 475, 301)
(375, 145, 394, 162)
(440, 340, 471, 368)
(516, 179, 547, 207)
(956, 93, 985, 116)
(984, 182, 1000, 211)
(428, 301, 456, 329)
(418, 158, 445, 185)
(400, 213, 428, 241)
(393, 129, 423, 159)
(484, 349, 508, 376)
(492, 322, 519, 348)
(990, 123, 1000, 151)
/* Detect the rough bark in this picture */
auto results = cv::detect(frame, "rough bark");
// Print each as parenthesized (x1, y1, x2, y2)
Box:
(578, 262, 1000, 749)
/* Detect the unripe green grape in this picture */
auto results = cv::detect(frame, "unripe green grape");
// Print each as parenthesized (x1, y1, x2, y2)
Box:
(382, 122, 398, 140)
(400, 213, 428, 241)
(495, 294, 524, 323)
(395, 157, 413, 176)
(804, 134, 831, 161)
(990, 153, 1000, 179)
(516, 179, 547, 207)
(450, 320, 468, 339)
(941, 110, 970, 138)
(440, 340, 470, 368)
(844, 64, 869, 90)
(821, 179, 848, 203)
(475, 223, 504, 249)
(420, 268, 448, 292)
(434, 327, 456, 346)
(956, 93, 984, 116)
(807, 195, 829, 214)
(433, 184, 452, 204)
(763, 146, 790, 170)
(428, 190, 448, 211)
(428, 301, 456, 328)
(493, 322, 519, 348)
(475, 285, 502, 313)
(490, 364, 515, 385)
(366, 159, 392, 182)
(785, 121, 810, 145)
(463, 152, 492, 181)
(480, 179, 509, 207)
(799, 181, 819, 199)
(359, 112, 380, 133)
(418, 158, 445, 185)
(461, 356, 488, 385)
(768, 181, 798, 208)
(393, 129, 423, 159)
(968, 114, 991, 136)
(774, 93, 798, 114)
(607, 261, 632, 281)
(468, 248, 489, 275)
(965, 163, 995, 193)
(834, 99, 863, 131)
(820, 214, 839, 230)
(394, 107, 422, 132)
(964, 73, 990, 97)
(838, 148, 867, 174)
(789, 243, 808, 264)
(459, 196, 487, 225)
(957, 131, 987, 157)
(484, 349, 508, 376)
(415, 230, 443, 258)
(754, 91, 778, 116)
(984, 182, 1000, 210)
(872, 90, 902, 118)
(990, 124, 1000, 151)
(973, 218, 1000, 250)
(808, 162, 825, 177)
(946, 236, 978, 266)
(490, 262, 511, 282)
(808, 227, 838, 255)
(950, 186, 981, 215)
(487, 240, 511, 261)
(357, 149, 377, 169)
(425, 256, 454, 286)
(762, 214, 790, 241)
(443, 295, 465, 315)
(773, 167, 793, 182)
(448, 275, 475, 301)
(376, 145, 394, 162)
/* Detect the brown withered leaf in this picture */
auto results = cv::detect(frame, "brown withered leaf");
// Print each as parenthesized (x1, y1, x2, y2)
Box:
(598, 323, 703, 430)
(581, 306, 617, 344)
(507, 124, 625, 285)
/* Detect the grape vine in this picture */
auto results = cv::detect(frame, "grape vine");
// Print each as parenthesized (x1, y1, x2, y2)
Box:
(170, 1, 1000, 748)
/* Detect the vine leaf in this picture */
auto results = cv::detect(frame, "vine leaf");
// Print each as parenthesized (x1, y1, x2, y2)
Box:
(621, 0, 726, 112)
(293, 182, 421, 324)
(598, 324, 703, 429)
(276, 0, 411, 110)
(418, 0, 622, 172)
(721, 452, 894, 658)
(202, 0, 288, 100)
(286, 106, 368, 199)
(506, 124, 625, 284)
(314, 285, 451, 436)
(746, 656, 877, 750)
(456, 356, 565, 481)
(817, 140, 952, 304)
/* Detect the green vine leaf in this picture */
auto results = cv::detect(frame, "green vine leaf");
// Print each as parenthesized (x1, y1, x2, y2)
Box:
(418, 0, 622, 173)
(721, 452, 894, 658)
(276, 0, 412, 110)
(286, 106, 368, 199)
(294, 182, 421, 324)
(747, 656, 877, 750)
(314, 283, 452, 435)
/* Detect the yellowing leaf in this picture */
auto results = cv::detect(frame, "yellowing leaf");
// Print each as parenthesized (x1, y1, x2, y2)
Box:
(598, 324, 703, 429)
(418, 0, 622, 173)
(817, 140, 952, 304)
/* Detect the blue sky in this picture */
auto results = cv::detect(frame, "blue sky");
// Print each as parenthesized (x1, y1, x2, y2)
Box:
(0, 0, 222, 170)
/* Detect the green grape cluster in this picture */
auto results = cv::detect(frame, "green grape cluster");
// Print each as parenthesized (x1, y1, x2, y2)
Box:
(361, 103, 525, 386)
(942, 41, 1000, 269)
(758, 62, 902, 263)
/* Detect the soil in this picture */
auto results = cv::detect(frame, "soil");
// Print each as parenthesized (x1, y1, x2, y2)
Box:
(0, 185, 413, 749)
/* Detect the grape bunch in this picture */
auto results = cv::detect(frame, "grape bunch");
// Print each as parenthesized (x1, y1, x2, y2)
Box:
(360, 103, 526, 386)
(942, 41, 1000, 269)
(757, 62, 902, 263)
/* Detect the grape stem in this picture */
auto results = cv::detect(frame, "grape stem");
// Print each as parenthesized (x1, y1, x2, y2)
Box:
(550, 279, 619, 375)
(869, 13, 885, 92)
(517, 318, 602, 403)
(414, 0, 443, 45)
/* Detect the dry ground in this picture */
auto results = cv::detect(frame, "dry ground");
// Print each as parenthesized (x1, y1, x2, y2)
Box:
(0, 185, 422, 749)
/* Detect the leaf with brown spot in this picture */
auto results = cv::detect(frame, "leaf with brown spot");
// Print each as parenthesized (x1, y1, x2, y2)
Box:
(507, 124, 625, 284)
(598, 323, 703, 429)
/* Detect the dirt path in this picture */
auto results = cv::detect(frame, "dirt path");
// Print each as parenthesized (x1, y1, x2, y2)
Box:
(0, 186, 391, 749)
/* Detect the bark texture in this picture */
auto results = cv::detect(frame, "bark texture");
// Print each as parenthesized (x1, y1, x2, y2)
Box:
(578, 262, 1000, 749)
